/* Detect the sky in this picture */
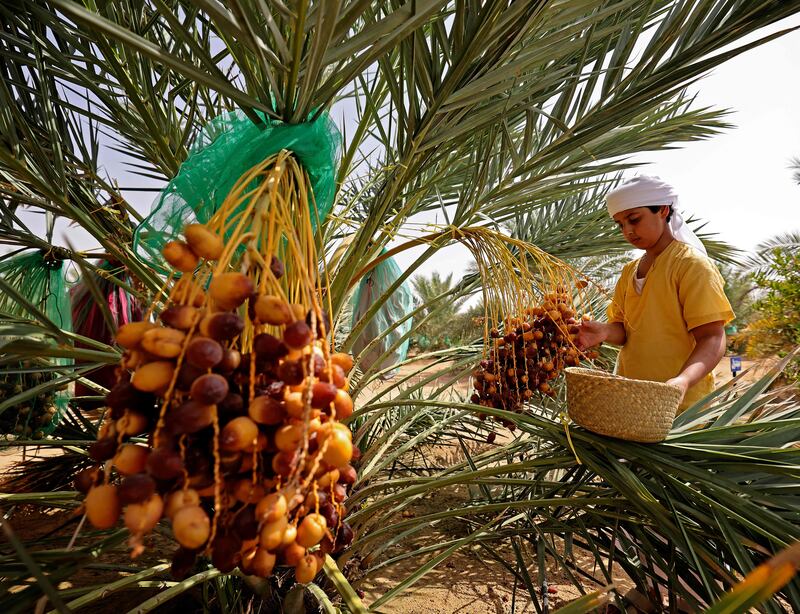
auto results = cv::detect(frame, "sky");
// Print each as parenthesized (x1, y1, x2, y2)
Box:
(31, 13, 800, 281)
(631, 17, 800, 253)
(388, 15, 800, 281)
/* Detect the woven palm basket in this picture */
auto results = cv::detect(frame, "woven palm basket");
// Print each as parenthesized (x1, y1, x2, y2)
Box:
(564, 367, 682, 443)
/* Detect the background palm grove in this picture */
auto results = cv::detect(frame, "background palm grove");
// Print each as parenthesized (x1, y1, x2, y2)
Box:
(1, 1, 800, 612)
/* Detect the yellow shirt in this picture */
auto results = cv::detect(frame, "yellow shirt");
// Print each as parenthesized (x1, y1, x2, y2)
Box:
(607, 241, 734, 411)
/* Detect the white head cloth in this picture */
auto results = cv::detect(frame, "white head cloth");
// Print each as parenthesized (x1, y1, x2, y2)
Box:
(605, 175, 707, 255)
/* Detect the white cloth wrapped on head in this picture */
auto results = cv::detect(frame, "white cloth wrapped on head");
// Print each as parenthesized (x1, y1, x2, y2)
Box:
(605, 175, 707, 255)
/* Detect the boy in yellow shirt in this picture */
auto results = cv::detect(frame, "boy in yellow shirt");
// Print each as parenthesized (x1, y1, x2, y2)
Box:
(577, 176, 734, 411)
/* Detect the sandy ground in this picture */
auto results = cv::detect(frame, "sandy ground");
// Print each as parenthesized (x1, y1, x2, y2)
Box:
(356, 496, 628, 613)
(0, 439, 62, 475)
(712, 356, 775, 388)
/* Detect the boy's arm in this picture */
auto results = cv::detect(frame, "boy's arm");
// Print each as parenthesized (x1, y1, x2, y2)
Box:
(665, 321, 726, 400)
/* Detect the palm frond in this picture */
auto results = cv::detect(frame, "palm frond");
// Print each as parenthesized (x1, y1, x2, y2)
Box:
(790, 156, 800, 185)
(1, 2, 800, 612)
(741, 231, 800, 277)
(347, 364, 800, 610)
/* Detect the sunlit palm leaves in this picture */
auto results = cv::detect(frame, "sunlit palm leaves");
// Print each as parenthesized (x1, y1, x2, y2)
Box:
(1, 0, 800, 612)
(346, 361, 800, 611)
(790, 156, 800, 185)
(741, 231, 800, 278)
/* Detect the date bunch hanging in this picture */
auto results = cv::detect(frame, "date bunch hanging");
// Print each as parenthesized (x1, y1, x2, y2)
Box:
(78, 151, 356, 584)
(457, 228, 596, 420)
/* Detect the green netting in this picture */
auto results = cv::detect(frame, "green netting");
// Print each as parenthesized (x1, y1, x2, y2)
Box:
(0, 250, 73, 437)
(351, 253, 414, 379)
(133, 110, 341, 272)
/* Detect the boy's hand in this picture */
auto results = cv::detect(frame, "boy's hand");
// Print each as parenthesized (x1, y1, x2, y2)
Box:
(575, 320, 608, 351)
(665, 375, 690, 402)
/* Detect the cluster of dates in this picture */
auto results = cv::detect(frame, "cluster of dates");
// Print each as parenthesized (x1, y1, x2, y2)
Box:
(77, 223, 356, 584)
(472, 291, 598, 420)
(0, 364, 60, 439)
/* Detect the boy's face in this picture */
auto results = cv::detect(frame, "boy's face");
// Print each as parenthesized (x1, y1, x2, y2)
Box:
(612, 206, 669, 249)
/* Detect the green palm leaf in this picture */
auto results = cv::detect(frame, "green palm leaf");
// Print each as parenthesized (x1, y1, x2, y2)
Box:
(1, 1, 800, 612)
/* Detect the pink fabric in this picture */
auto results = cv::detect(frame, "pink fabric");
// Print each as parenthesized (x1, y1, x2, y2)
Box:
(71, 262, 142, 401)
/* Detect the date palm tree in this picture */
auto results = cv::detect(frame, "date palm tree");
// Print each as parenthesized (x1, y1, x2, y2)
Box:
(1, 1, 800, 612)
(791, 156, 800, 185)
(410, 271, 472, 350)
